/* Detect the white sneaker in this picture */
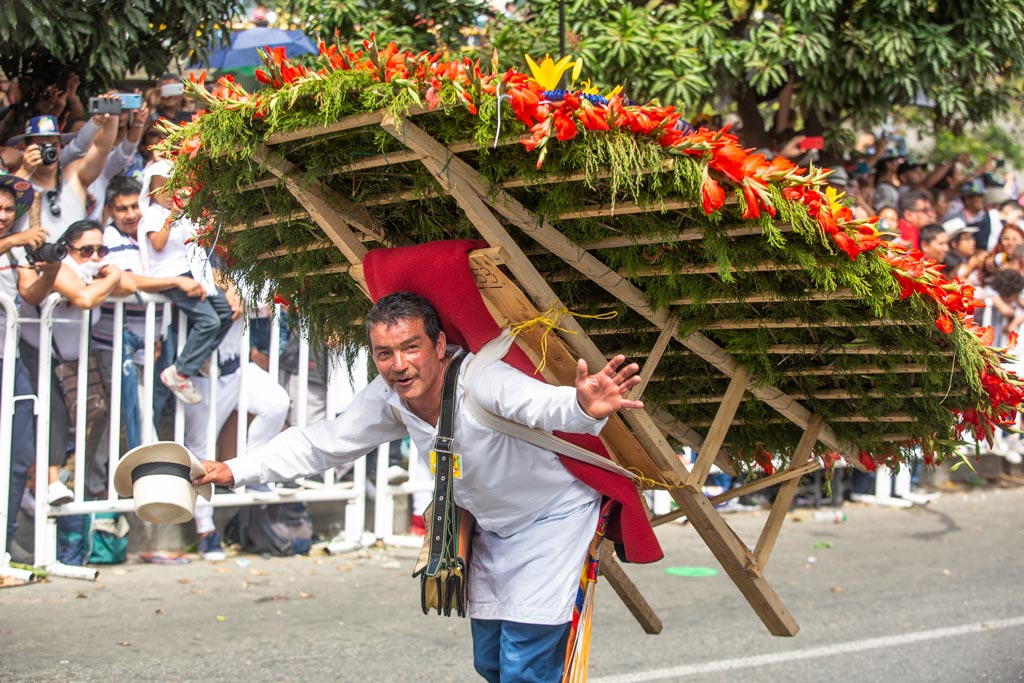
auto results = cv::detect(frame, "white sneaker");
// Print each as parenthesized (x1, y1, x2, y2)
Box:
(47, 481, 74, 506)
(20, 489, 35, 517)
(160, 366, 203, 404)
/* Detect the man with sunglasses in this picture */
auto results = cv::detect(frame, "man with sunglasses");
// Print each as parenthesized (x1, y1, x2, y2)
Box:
(8, 110, 118, 242)
(18, 219, 135, 507)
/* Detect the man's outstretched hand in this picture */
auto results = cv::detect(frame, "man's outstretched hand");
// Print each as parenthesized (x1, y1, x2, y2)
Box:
(575, 354, 644, 420)
(193, 460, 235, 488)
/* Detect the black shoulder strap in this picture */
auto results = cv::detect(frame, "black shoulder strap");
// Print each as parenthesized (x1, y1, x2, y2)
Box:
(433, 350, 465, 454)
(425, 350, 466, 578)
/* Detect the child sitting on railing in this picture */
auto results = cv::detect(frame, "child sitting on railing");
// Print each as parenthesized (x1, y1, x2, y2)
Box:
(137, 160, 235, 405)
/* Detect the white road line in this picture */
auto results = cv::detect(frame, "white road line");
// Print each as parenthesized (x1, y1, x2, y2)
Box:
(590, 615, 1024, 683)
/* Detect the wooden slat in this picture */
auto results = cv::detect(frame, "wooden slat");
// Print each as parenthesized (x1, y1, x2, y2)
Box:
(663, 388, 958, 404)
(266, 107, 429, 146)
(780, 363, 930, 377)
(548, 261, 804, 282)
(557, 196, 738, 220)
(576, 223, 794, 251)
(277, 263, 350, 279)
(224, 209, 311, 233)
(685, 415, 916, 427)
(650, 461, 822, 527)
(702, 318, 918, 330)
(256, 240, 334, 260)
(669, 289, 858, 305)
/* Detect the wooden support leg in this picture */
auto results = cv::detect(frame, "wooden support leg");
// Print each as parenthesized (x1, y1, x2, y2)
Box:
(599, 541, 663, 634)
(753, 415, 824, 574)
(686, 366, 751, 488)
(667, 485, 800, 636)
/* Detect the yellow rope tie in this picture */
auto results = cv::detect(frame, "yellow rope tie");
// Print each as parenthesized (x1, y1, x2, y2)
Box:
(508, 305, 618, 375)
(625, 467, 685, 491)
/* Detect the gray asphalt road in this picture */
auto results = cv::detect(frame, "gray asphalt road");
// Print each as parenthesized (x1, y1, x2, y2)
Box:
(3, 487, 1023, 682)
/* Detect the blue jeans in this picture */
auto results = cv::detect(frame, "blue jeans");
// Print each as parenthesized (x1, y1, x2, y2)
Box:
(471, 619, 571, 683)
(4, 358, 36, 543)
(163, 280, 233, 377)
(120, 329, 143, 450)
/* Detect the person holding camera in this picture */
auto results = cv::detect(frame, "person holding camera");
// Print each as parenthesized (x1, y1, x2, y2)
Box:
(19, 219, 135, 506)
(8, 107, 118, 242)
(0, 176, 62, 556)
(150, 75, 191, 125)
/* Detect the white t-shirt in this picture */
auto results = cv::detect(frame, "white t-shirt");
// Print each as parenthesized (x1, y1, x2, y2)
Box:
(137, 202, 216, 295)
(0, 245, 28, 360)
(92, 225, 153, 352)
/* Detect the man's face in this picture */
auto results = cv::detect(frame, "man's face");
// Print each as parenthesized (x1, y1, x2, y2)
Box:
(923, 232, 949, 263)
(369, 317, 446, 409)
(901, 168, 925, 187)
(964, 195, 985, 213)
(158, 81, 183, 113)
(905, 200, 935, 228)
(0, 191, 17, 235)
(110, 193, 142, 235)
(954, 233, 977, 257)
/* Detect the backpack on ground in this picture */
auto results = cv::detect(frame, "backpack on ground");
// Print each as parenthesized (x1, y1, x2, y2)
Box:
(226, 502, 312, 556)
(56, 512, 129, 565)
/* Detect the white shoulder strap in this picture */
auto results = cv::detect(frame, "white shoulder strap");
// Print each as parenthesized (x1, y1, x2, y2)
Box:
(464, 331, 635, 480)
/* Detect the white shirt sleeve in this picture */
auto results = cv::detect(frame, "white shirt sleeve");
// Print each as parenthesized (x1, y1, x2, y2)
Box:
(227, 375, 408, 487)
(470, 360, 607, 436)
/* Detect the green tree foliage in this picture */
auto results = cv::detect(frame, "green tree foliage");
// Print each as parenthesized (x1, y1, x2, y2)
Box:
(275, 0, 491, 53)
(488, 0, 1024, 148)
(0, 0, 242, 90)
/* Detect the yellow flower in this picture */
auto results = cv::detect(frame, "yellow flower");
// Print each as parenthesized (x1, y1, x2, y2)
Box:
(524, 53, 576, 91)
(825, 184, 846, 213)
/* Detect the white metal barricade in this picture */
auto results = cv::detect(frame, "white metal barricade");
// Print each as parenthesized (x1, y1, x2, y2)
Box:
(21, 293, 367, 566)
(374, 438, 431, 548)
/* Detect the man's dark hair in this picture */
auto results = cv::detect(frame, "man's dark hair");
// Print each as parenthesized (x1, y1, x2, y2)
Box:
(366, 291, 443, 346)
(991, 268, 1024, 301)
(919, 223, 945, 247)
(898, 189, 932, 217)
(61, 219, 103, 245)
(104, 175, 142, 208)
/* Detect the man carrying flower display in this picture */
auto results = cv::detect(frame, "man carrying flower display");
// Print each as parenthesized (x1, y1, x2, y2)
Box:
(195, 291, 646, 683)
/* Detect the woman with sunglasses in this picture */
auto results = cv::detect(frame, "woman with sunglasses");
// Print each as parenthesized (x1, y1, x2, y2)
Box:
(19, 219, 135, 507)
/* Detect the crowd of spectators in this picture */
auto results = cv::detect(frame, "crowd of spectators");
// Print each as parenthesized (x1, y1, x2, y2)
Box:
(1, 62, 1022, 565)
(0, 68, 353, 565)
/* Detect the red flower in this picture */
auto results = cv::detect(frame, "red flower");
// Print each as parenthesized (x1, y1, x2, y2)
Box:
(859, 452, 877, 471)
(701, 174, 725, 215)
(935, 314, 954, 334)
(552, 109, 578, 141)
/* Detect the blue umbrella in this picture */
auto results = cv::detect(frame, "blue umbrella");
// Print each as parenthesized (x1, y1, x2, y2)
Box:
(199, 28, 318, 69)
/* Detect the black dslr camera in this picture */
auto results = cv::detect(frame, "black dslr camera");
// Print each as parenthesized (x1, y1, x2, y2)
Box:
(25, 242, 68, 265)
(37, 142, 59, 166)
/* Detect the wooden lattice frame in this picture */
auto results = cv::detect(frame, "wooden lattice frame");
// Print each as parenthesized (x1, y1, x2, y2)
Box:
(212, 111, 929, 636)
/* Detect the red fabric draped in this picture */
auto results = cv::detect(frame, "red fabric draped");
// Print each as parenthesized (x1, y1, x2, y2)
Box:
(363, 239, 662, 564)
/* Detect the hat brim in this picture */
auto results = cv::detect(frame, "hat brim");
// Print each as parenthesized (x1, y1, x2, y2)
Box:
(6, 132, 76, 147)
(114, 441, 212, 500)
(0, 175, 35, 218)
